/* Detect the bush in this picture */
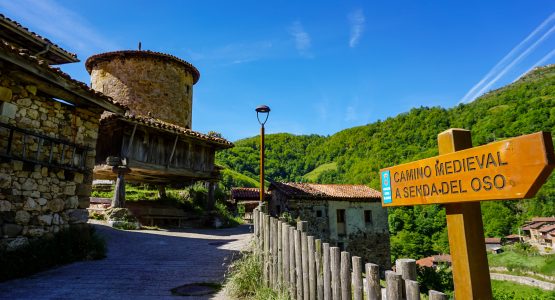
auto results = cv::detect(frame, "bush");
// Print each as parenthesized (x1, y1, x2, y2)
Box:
(0, 225, 106, 282)
(416, 264, 453, 295)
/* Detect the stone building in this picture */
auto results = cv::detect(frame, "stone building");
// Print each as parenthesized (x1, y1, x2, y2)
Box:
(269, 182, 391, 268)
(85, 50, 232, 209)
(0, 15, 125, 248)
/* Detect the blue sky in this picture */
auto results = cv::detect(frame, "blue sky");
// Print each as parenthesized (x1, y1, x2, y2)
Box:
(2, 1, 555, 141)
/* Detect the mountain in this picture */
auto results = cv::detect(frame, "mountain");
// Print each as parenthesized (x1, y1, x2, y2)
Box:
(216, 64, 555, 259)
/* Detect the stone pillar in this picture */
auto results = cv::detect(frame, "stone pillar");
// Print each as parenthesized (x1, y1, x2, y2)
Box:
(111, 166, 130, 208)
(206, 181, 216, 210)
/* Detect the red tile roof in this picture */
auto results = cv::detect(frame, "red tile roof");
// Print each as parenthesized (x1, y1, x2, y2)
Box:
(539, 224, 555, 233)
(522, 221, 547, 230)
(505, 234, 521, 239)
(231, 188, 268, 200)
(269, 182, 381, 201)
(86, 50, 200, 84)
(416, 254, 451, 268)
(532, 217, 555, 222)
(0, 40, 126, 112)
(485, 238, 502, 244)
(101, 113, 233, 148)
(0, 14, 78, 64)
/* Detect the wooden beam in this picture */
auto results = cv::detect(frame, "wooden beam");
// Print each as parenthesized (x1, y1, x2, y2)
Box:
(167, 134, 179, 168)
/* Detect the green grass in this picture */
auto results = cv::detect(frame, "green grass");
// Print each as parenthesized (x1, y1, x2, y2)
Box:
(302, 162, 337, 182)
(221, 168, 261, 188)
(488, 247, 555, 276)
(491, 280, 555, 300)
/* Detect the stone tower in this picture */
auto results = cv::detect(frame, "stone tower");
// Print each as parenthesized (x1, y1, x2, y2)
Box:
(85, 50, 199, 129)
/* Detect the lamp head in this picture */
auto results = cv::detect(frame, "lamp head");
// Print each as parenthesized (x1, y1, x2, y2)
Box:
(256, 104, 271, 125)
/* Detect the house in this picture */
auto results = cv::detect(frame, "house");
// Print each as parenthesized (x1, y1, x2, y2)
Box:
(85, 50, 233, 210)
(521, 217, 555, 246)
(230, 187, 268, 223)
(268, 182, 391, 268)
(0, 15, 125, 248)
(484, 237, 502, 251)
(416, 254, 452, 268)
(504, 234, 522, 244)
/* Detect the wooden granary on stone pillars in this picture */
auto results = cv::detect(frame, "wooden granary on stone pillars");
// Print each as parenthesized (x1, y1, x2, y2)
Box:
(85, 50, 233, 209)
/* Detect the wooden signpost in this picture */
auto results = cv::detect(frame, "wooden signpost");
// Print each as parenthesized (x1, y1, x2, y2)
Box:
(380, 129, 555, 299)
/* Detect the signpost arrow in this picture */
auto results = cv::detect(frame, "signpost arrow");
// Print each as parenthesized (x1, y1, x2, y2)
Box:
(380, 129, 555, 299)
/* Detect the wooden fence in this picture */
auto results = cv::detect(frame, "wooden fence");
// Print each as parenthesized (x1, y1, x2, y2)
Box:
(253, 208, 449, 300)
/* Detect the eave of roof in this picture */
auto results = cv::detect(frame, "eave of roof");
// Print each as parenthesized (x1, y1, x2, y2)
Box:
(85, 50, 200, 84)
(270, 182, 381, 200)
(101, 113, 233, 148)
(0, 40, 126, 113)
(0, 14, 78, 64)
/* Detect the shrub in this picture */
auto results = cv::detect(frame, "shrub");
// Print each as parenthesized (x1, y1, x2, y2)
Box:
(0, 225, 106, 282)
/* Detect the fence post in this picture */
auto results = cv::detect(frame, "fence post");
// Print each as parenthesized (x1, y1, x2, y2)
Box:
(323, 243, 332, 300)
(297, 220, 308, 232)
(253, 208, 258, 239)
(308, 236, 316, 300)
(385, 270, 403, 300)
(405, 279, 420, 300)
(295, 229, 303, 300)
(365, 263, 381, 300)
(283, 223, 290, 289)
(352, 256, 363, 300)
(340, 251, 351, 300)
(272, 218, 279, 288)
(330, 247, 341, 300)
(302, 232, 309, 300)
(278, 220, 283, 285)
(264, 214, 270, 286)
(429, 290, 448, 300)
(315, 239, 324, 300)
(289, 226, 296, 299)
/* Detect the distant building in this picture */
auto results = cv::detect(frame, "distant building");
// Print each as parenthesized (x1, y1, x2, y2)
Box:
(230, 187, 268, 223)
(416, 254, 452, 269)
(484, 237, 502, 250)
(521, 217, 555, 248)
(268, 182, 390, 268)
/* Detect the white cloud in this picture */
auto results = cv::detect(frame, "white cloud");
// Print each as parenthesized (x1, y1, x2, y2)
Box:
(459, 12, 555, 103)
(289, 21, 311, 56)
(348, 9, 365, 48)
(0, 0, 119, 55)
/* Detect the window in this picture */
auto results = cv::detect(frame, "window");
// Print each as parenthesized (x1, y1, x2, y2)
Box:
(364, 210, 373, 224)
(337, 209, 345, 223)
(338, 242, 345, 251)
(316, 210, 322, 217)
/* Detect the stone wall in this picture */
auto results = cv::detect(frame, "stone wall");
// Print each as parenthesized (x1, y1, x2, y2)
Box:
(89, 56, 194, 129)
(0, 67, 100, 250)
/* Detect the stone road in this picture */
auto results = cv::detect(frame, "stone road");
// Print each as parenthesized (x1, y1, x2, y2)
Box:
(0, 222, 252, 300)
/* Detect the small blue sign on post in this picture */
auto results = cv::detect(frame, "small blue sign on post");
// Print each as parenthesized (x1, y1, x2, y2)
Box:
(381, 170, 392, 204)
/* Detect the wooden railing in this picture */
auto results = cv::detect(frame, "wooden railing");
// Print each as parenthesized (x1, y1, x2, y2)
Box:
(253, 208, 449, 300)
(0, 122, 91, 171)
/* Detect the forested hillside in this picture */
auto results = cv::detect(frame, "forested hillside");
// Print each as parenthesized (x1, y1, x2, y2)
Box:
(217, 64, 555, 260)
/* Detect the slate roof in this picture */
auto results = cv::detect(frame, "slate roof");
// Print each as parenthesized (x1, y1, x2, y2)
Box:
(85, 50, 200, 84)
(416, 254, 451, 268)
(0, 14, 78, 64)
(231, 188, 268, 200)
(101, 113, 233, 148)
(0, 40, 126, 112)
(532, 217, 555, 222)
(522, 221, 547, 230)
(539, 224, 555, 233)
(269, 182, 381, 201)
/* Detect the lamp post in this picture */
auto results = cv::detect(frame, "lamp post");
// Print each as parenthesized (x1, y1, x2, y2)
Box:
(256, 105, 271, 207)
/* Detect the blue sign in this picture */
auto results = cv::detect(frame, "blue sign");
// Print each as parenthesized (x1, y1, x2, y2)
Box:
(381, 170, 392, 204)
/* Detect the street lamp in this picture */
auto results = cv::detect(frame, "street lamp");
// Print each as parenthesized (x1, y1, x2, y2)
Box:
(256, 105, 270, 207)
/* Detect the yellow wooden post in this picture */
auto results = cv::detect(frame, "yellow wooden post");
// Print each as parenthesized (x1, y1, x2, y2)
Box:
(438, 128, 492, 300)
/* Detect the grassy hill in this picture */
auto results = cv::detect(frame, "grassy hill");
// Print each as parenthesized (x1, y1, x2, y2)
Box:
(217, 64, 555, 260)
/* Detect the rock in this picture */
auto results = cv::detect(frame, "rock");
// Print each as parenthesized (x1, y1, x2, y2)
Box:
(6, 237, 29, 251)
(0, 86, 12, 101)
(37, 214, 53, 225)
(21, 179, 37, 191)
(41, 167, 48, 177)
(78, 197, 90, 209)
(64, 196, 78, 209)
(15, 210, 31, 224)
(12, 161, 23, 171)
(67, 209, 88, 224)
(48, 199, 65, 212)
(27, 228, 45, 237)
(0, 173, 10, 189)
(37, 198, 47, 206)
(73, 173, 84, 184)
(76, 184, 92, 196)
(23, 198, 40, 211)
(25, 85, 37, 95)
(0, 200, 11, 212)
(2, 224, 22, 237)
(52, 213, 61, 225)
(64, 183, 76, 195)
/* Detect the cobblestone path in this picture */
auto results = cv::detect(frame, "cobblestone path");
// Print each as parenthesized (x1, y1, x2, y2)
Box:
(0, 222, 252, 300)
